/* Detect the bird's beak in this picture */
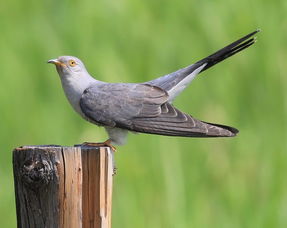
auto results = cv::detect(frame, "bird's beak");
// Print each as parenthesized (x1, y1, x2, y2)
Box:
(47, 59, 66, 67)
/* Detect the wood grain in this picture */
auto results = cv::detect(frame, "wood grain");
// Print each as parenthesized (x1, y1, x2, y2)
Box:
(13, 145, 113, 228)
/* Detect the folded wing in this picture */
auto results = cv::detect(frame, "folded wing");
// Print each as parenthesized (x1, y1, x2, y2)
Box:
(80, 83, 238, 137)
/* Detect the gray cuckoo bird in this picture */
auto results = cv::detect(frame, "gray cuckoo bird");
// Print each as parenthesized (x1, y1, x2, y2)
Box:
(48, 30, 259, 151)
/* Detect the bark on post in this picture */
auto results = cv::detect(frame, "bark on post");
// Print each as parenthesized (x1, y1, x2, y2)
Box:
(13, 145, 113, 228)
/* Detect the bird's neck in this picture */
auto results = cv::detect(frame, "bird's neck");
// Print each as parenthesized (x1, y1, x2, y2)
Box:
(60, 74, 96, 115)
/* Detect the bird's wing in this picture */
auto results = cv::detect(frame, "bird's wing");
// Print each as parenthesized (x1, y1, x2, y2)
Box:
(80, 83, 238, 137)
(79, 83, 169, 127)
(147, 29, 259, 102)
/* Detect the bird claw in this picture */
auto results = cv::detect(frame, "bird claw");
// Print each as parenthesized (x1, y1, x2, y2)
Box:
(81, 140, 118, 175)
(82, 140, 117, 152)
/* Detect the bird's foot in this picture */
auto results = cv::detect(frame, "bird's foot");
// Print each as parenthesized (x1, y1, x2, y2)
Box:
(80, 140, 117, 175)
(82, 139, 117, 152)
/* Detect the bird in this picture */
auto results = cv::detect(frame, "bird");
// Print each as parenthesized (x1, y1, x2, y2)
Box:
(48, 29, 259, 151)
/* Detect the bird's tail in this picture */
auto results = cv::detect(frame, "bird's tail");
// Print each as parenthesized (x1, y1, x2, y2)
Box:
(196, 29, 260, 73)
(147, 29, 260, 96)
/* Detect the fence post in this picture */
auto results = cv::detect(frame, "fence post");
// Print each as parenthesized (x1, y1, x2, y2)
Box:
(13, 145, 114, 228)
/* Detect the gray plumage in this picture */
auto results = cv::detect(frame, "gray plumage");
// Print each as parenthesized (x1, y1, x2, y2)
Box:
(48, 30, 259, 145)
(80, 82, 237, 139)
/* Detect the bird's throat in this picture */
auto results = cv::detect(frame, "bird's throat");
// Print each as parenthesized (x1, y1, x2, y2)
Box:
(60, 75, 95, 116)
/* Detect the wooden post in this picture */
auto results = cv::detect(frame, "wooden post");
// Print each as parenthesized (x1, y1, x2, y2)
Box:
(13, 145, 114, 228)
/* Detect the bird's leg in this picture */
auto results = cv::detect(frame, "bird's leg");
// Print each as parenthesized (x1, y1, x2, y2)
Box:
(82, 139, 117, 152)
(82, 139, 117, 175)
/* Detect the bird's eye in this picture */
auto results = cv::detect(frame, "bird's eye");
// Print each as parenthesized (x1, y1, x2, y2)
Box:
(69, 60, 76, 67)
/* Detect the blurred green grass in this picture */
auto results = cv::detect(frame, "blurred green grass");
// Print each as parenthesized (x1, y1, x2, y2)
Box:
(0, 0, 287, 227)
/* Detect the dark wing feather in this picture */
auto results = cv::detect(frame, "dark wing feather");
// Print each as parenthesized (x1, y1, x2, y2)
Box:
(129, 103, 238, 137)
(80, 83, 238, 137)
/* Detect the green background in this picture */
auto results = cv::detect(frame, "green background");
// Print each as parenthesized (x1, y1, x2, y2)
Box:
(1, 0, 286, 227)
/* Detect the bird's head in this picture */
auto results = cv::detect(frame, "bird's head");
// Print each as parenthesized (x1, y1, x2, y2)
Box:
(48, 56, 89, 78)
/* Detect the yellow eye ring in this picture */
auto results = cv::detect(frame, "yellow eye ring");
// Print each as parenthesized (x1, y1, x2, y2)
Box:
(69, 60, 76, 67)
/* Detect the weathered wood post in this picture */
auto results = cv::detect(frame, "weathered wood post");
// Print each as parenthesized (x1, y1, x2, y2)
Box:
(13, 145, 114, 228)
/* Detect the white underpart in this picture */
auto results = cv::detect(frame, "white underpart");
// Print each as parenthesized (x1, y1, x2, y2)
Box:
(105, 127, 129, 145)
(167, 63, 207, 102)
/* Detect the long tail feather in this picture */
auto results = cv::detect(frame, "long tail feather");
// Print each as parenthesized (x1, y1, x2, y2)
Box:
(147, 29, 260, 96)
(197, 29, 260, 72)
